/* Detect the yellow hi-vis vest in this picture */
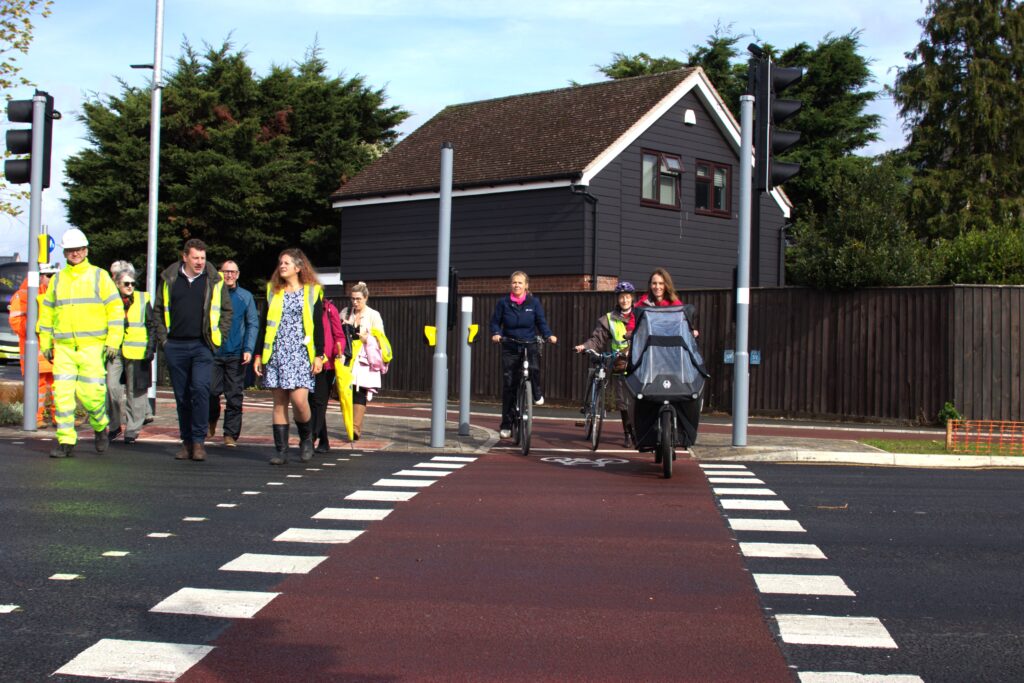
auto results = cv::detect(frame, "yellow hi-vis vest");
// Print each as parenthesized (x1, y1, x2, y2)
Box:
(122, 291, 150, 360)
(38, 260, 124, 351)
(261, 283, 323, 364)
(606, 313, 629, 352)
(162, 274, 224, 348)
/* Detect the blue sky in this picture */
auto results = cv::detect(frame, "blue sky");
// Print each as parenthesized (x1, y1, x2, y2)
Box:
(0, 0, 927, 260)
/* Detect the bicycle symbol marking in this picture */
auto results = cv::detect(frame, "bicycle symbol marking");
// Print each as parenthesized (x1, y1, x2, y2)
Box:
(541, 457, 630, 468)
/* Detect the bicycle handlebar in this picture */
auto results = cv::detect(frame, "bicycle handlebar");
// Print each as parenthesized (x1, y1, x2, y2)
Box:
(498, 336, 545, 345)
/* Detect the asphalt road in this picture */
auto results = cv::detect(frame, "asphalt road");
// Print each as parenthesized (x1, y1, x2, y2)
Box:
(732, 463, 1024, 683)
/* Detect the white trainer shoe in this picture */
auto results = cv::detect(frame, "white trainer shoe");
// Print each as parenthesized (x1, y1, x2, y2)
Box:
(499, 429, 511, 439)
(535, 396, 545, 406)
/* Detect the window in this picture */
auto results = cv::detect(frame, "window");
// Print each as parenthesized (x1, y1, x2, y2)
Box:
(641, 150, 682, 209)
(695, 160, 731, 217)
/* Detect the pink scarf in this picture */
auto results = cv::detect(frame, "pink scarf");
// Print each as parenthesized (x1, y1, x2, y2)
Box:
(510, 292, 527, 305)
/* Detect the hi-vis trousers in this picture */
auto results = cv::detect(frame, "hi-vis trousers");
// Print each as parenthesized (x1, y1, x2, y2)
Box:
(53, 343, 109, 445)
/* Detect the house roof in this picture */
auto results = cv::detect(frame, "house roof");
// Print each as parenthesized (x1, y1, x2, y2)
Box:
(331, 69, 700, 201)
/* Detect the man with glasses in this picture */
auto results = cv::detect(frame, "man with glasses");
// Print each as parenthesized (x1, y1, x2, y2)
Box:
(38, 229, 123, 458)
(208, 260, 257, 447)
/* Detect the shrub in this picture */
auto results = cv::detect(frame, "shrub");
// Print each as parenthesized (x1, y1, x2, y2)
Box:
(937, 401, 962, 426)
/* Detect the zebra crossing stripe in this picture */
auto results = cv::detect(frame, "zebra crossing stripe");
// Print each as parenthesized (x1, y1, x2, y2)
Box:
(799, 673, 923, 682)
(753, 573, 855, 596)
(373, 478, 434, 488)
(740, 542, 827, 559)
(713, 487, 777, 496)
(219, 553, 327, 574)
(720, 499, 789, 511)
(273, 528, 364, 544)
(312, 508, 392, 521)
(775, 614, 898, 648)
(347, 490, 417, 502)
(703, 470, 756, 477)
(54, 638, 214, 681)
(699, 463, 747, 469)
(728, 518, 806, 532)
(431, 456, 476, 462)
(414, 462, 463, 469)
(393, 469, 450, 477)
(150, 587, 279, 619)
(708, 477, 766, 484)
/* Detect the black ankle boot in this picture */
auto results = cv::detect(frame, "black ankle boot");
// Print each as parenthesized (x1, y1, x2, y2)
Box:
(271, 424, 289, 465)
(295, 419, 313, 462)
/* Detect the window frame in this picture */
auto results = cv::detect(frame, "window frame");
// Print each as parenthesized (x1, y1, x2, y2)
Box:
(694, 159, 732, 218)
(640, 149, 683, 210)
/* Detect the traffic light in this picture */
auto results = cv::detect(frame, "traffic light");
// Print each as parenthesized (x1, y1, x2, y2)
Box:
(5, 91, 56, 188)
(754, 59, 803, 192)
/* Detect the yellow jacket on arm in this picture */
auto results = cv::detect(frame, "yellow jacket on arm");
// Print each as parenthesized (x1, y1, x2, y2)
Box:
(38, 259, 124, 351)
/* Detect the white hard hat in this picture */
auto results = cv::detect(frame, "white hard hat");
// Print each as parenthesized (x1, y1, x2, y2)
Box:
(60, 228, 89, 250)
(39, 262, 60, 274)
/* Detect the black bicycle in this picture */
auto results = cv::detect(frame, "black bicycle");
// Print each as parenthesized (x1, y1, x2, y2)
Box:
(653, 401, 677, 479)
(582, 349, 617, 451)
(502, 336, 544, 456)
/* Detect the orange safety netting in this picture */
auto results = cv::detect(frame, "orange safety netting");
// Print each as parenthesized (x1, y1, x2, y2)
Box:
(946, 420, 1024, 456)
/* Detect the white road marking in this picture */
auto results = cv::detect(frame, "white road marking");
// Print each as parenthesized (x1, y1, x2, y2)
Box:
(1, 605, 20, 613)
(393, 469, 450, 477)
(431, 456, 476, 462)
(775, 614, 898, 648)
(242, 491, 260, 495)
(700, 463, 748, 469)
(347, 490, 417, 502)
(753, 573, 855, 596)
(312, 508, 392, 521)
(266, 482, 284, 486)
(704, 470, 757, 477)
(286, 474, 302, 478)
(305, 468, 321, 471)
(322, 463, 336, 467)
(147, 532, 175, 538)
(728, 518, 806, 532)
(54, 638, 214, 681)
(220, 553, 327, 574)
(151, 587, 279, 619)
(336, 458, 350, 461)
(720, 499, 790, 511)
(799, 673, 924, 682)
(217, 504, 237, 508)
(708, 477, 766, 484)
(274, 528, 365, 544)
(373, 478, 433, 488)
(414, 462, 463, 469)
(102, 551, 130, 557)
(714, 487, 777, 496)
(740, 542, 827, 559)
(49, 573, 82, 580)
(182, 517, 207, 522)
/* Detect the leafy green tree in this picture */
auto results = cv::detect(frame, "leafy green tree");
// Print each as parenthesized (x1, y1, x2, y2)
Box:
(786, 155, 935, 289)
(891, 0, 1024, 244)
(64, 40, 408, 288)
(0, 0, 52, 216)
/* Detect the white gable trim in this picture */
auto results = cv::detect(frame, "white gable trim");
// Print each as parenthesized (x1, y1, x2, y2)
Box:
(332, 178, 574, 209)
(578, 68, 790, 218)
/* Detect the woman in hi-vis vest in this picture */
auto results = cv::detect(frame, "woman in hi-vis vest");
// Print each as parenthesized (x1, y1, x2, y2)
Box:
(253, 249, 324, 465)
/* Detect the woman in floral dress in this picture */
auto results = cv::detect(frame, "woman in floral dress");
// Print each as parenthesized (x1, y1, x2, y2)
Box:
(253, 249, 324, 464)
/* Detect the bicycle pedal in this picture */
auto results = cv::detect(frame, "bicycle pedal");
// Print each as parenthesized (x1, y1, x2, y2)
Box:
(574, 420, 586, 427)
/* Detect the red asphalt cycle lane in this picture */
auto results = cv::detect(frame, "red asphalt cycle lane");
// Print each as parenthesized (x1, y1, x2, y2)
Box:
(180, 451, 791, 682)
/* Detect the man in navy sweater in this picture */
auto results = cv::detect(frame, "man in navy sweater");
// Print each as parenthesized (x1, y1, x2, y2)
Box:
(208, 260, 258, 447)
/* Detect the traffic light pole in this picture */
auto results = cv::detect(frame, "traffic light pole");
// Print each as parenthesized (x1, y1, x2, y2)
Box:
(21, 94, 47, 432)
(732, 94, 754, 447)
(430, 142, 454, 448)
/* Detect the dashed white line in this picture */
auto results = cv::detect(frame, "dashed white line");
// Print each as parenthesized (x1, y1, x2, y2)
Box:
(1, 604, 20, 613)
(54, 639, 214, 681)
(713, 487, 777, 496)
(182, 517, 207, 522)
(727, 518, 806, 532)
(242, 491, 261, 495)
(775, 614, 898, 648)
(266, 482, 284, 486)
(753, 573, 855, 596)
(273, 528, 364, 544)
(346, 490, 417, 502)
(286, 474, 303, 478)
(151, 587, 279, 619)
(217, 503, 237, 508)
(740, 542, 827, 559)
(147, 532, 175, 538)
(312, 508, 392, 521)
(102, 551, 130, 557)
(220, 553, 327, 574)
(799, 673, 924, 682)
(720, 499, 790, 511)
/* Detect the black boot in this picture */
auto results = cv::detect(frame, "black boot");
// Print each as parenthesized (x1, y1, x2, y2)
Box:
(271, 424, 289, 465)
(295, 419, 314, 462)
(621, 411, 633, 448)
(94, 427, 110, 454)
(49, 443, 74, 458)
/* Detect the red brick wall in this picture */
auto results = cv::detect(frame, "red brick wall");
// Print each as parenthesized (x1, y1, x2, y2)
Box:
(342, 274, 620, 297)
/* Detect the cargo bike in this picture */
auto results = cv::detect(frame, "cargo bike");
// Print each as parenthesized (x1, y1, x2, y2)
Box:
(625, 305, 708, 478)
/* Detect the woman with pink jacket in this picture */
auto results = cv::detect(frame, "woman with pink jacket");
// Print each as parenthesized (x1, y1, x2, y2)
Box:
(310, 297, 345, 453)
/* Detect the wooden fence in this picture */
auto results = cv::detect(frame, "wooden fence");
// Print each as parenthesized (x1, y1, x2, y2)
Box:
(333, 285, 1024, 423)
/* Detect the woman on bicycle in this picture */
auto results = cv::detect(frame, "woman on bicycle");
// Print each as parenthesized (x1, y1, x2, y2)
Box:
(574, 281, 637, 447)
(489, 271, 557, 439)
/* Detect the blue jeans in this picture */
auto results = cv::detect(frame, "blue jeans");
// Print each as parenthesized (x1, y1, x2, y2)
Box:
(164, 339, 213, 444)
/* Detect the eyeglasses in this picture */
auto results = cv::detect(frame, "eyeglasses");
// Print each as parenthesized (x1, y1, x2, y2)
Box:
(121, 281, 135, 287)
(221, 270, 239, 275)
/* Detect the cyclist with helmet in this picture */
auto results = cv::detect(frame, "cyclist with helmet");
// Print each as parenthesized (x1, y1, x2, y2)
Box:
(574, 280, 637, 447)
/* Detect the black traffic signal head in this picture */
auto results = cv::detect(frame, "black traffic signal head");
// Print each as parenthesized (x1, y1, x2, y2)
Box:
(753, 59, 804, 192)
(4, 91, 56, 188)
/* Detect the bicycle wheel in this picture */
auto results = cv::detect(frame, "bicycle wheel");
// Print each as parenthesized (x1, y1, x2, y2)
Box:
(520, 380, 533, 456)
(583, 380, 596, 440)
(590, 383, 605, 451)
(511, 391, 521, 445)
(658, 409, 674, 479)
